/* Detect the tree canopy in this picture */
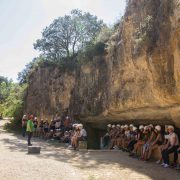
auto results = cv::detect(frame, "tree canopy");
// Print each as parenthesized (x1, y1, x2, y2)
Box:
(34, 9, 104, 60)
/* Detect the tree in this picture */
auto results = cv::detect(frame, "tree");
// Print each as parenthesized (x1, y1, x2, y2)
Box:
(34, 9, 104, 60)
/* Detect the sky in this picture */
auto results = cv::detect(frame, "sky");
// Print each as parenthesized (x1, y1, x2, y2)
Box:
(0, 0, 126, 81)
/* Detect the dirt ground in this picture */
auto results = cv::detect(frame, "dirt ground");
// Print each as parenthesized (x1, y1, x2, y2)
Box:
(0, 120, 179, 180)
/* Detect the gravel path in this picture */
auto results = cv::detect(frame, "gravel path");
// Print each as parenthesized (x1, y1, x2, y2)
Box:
(0, 120, 179, 180)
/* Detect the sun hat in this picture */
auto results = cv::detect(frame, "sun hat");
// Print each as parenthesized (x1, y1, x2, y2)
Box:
(124, 125, 128, 128)
(121, 125, 124, 129)
(72, 124, 77, 127)
(155, 125, 161, 131)
(116, 124, 121, 127)
(112, 125, 116, 128)
(133, 126, 137, 131)
(144, 126, 149, 130)
(139, 125, 144, 129)
(107, 124, 112, 128)
(148, 124, 154, 128)
(129, 124, 134, 127)
(23, 115, 27, 118)
(167, 125, 174, 131)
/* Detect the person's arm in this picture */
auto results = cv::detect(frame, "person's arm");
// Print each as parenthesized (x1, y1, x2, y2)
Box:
(148, 132, 154, 143)
(164, 140, 170, 150)
(151, 134, 160, 146)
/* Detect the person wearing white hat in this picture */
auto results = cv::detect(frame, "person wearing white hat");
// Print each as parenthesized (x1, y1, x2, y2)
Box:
(22, 114, 27, 137)
(132, 125, 147, 158)
(71, 124, 81, 150)
(146, 125, 163, 161)
(102, 124, 112, 148)
(33, 117, 38, 137)
(127, 126, 138, 154)
(121, 125, 131, 151)
(161, 125, 179, 168)
(141, 123, 156, 161)
(78, 124, 87, 141)
(109, 124, 119, 149)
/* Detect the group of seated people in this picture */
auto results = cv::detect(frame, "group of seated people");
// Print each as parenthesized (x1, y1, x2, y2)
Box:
(22, 115, 87, 150)
(102, 123, 180, 169)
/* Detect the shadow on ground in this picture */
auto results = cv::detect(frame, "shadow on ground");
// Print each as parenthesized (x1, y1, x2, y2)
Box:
(1, 131, 180, 180)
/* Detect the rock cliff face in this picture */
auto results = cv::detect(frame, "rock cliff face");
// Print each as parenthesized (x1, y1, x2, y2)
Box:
(25, 67, 75, 120)
(25, 0, 180, 128)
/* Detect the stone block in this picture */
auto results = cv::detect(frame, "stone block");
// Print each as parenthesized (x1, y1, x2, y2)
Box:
(28, 146, 41, 154)
(79, 141, 87, 150)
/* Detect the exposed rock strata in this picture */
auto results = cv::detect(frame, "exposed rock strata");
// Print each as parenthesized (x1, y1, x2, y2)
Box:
(25, 0, 180, 128)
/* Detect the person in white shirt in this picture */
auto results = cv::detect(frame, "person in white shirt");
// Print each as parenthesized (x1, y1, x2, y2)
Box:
(161, 125, 179, 168)
(78, 124, 87, 141)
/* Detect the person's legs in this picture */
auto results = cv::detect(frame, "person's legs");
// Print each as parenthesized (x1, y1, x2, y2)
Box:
(173, 146, 179, 164)
(27, 132, 32, 145)
(147, 144, 158, 160)
(22, 127, 26, 137)
(127, 140, 136, 151)
(164, 146, 177, 165)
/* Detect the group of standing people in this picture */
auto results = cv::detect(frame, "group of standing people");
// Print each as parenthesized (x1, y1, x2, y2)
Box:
(21, 114, 87, 149)
(102, 124, 180, 169)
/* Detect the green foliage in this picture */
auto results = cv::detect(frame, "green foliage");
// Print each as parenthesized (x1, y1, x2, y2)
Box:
(0, 82, 27, 131)
(34, 9, 104, 60)
(77, 42, 106, 64)
(18, 56, 46, 84)
(96, 26, 113, 43)
(2, 84, 27, 117)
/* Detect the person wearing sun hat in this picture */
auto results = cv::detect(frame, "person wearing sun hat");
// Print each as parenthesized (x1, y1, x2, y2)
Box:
(131, 125, 146, 158)
(102, 124, 112, 148)
(161, 125, 179, 168)
(146, 125, 163, 161)
(142, 124, 157, 161)
(109, 124, 118, 149)
(127, 126, 138, 154)
(22, 114, 27, 137)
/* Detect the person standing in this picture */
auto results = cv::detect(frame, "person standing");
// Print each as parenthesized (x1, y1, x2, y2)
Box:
(22, 115, 27, 137)
(26, 115, 34, 146)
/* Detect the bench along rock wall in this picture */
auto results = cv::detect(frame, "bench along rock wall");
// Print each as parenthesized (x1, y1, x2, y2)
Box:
(25, 0, 180, 127)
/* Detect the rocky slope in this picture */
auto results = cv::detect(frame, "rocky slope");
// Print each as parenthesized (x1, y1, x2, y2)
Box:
(25, 0, 180, 128)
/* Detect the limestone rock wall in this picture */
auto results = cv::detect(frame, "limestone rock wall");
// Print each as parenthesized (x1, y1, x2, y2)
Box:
(25, 0, 180, 127)
(25, 67, 75, 119)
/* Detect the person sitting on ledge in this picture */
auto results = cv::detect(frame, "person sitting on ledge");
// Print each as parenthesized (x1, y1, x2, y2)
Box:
(109, 125, 117, 149)
(78, 124, 87, 141)
(145, 125, 163, 161)
(155, 125, 169, 164)
(176, 146, 180, 170)
(132, 125, 145, 158)
(128, 126, 138, 154)
(102, 124, 111, 148)
(141, 124, 156, 161)
(161, 125, 179, 168)
(71, 124, 81, 150)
